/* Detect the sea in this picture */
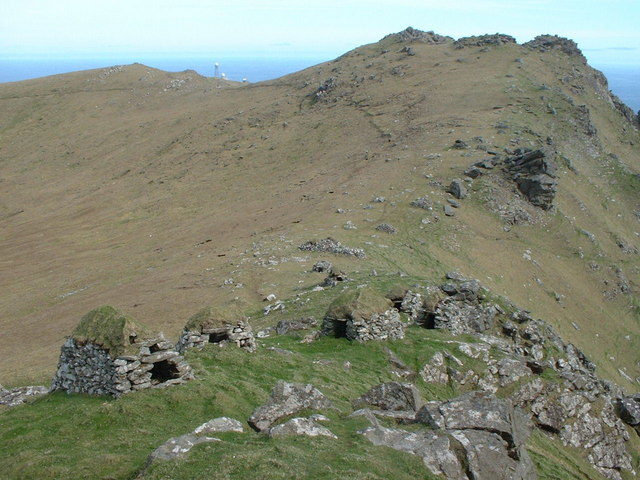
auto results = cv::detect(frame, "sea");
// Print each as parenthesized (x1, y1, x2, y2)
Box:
(0, 56, 637, 112)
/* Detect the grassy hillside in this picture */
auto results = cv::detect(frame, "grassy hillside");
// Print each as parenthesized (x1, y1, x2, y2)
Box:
(0, 28, 639, 479)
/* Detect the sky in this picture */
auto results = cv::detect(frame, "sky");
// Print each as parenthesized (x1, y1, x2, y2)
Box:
(1, 0, 639, 66)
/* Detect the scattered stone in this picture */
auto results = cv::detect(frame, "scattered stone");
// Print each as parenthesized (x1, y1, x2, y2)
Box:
(376, 223, 397, 234)
(52, 307, 192, 397)
(275, 317, 317, 335)
(321, 269, 348, 287)
(443, 205, 456, 217)
(343, 220, 357, 230)
(176, 306, 256, 354)
(248, 381, 332, 432)
(420, 352, 449, 384)
(410, 196, 433, 210)
(146, 416, 243, 467)
(0, 385, 49, 407)
(312, 260, 332, 272)
(147, 434, 219, 463)
(314, 77, 337, 101)
(299, 238, 365, 258)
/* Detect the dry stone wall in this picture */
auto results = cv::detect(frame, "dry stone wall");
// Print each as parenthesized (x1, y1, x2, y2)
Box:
(52, 336, 192, 397)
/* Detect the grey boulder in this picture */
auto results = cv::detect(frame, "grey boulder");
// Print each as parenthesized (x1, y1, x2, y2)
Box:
(248, 381, 332, 432)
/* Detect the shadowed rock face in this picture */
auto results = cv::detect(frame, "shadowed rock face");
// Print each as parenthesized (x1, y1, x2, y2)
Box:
(504, 149, 558, 210)
(354, 382, 424, 412)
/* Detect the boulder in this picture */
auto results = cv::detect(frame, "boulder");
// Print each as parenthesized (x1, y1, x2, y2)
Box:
(354, 382, 424, 412)
(248, 381, 332, 432)
(361, 391, 536, 480)
(447, 179, 468, 199)
(193, 417, 244, 435)
(359, 425, 466, 479)
(147, 434, 219, 463)
(269, 417, 337, 439)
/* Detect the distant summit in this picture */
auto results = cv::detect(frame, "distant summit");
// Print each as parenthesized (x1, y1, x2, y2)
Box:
(381, 27, 452, 44)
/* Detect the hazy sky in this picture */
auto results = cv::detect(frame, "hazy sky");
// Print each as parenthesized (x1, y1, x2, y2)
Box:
(2, 0, 639, 65)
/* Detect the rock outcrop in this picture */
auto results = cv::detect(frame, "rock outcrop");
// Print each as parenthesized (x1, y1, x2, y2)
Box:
(382, 27, 452, 45)
(51, 306, 192, 396)
(360, 392, 536, 480)
(455, 33, 517, 48)
(504, 148, 558, 210)
(176, 306, 256, 353)
(524, 35, 585, 61)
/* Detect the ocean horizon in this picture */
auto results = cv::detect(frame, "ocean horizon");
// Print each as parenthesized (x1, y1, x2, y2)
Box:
(0, 56, 637, 112)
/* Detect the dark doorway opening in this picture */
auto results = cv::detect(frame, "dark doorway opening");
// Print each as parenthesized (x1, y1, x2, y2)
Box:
(208, 331, 229, 343)
(333, 319, 348, 338)
(150, 360, 180, 383)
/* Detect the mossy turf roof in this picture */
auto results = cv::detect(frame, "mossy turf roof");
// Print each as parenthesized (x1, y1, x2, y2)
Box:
(71, 306, 156, 356)
(325, 287, 393, 322)
(184, 306, 244, 332)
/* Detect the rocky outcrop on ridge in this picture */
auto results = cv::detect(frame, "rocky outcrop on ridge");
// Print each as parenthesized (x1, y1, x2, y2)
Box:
(382, 27, 452, 44)
(524, 35, 585, 60)
(454, 33, 517, 48)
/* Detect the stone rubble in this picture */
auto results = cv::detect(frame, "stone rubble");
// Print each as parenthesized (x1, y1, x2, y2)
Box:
(0, 385, 49, 407)
(299, 237, 365, 258)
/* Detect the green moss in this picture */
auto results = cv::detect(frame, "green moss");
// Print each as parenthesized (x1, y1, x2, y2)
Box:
(184, 305, 245, 332)
(71, 306, 155, 356)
